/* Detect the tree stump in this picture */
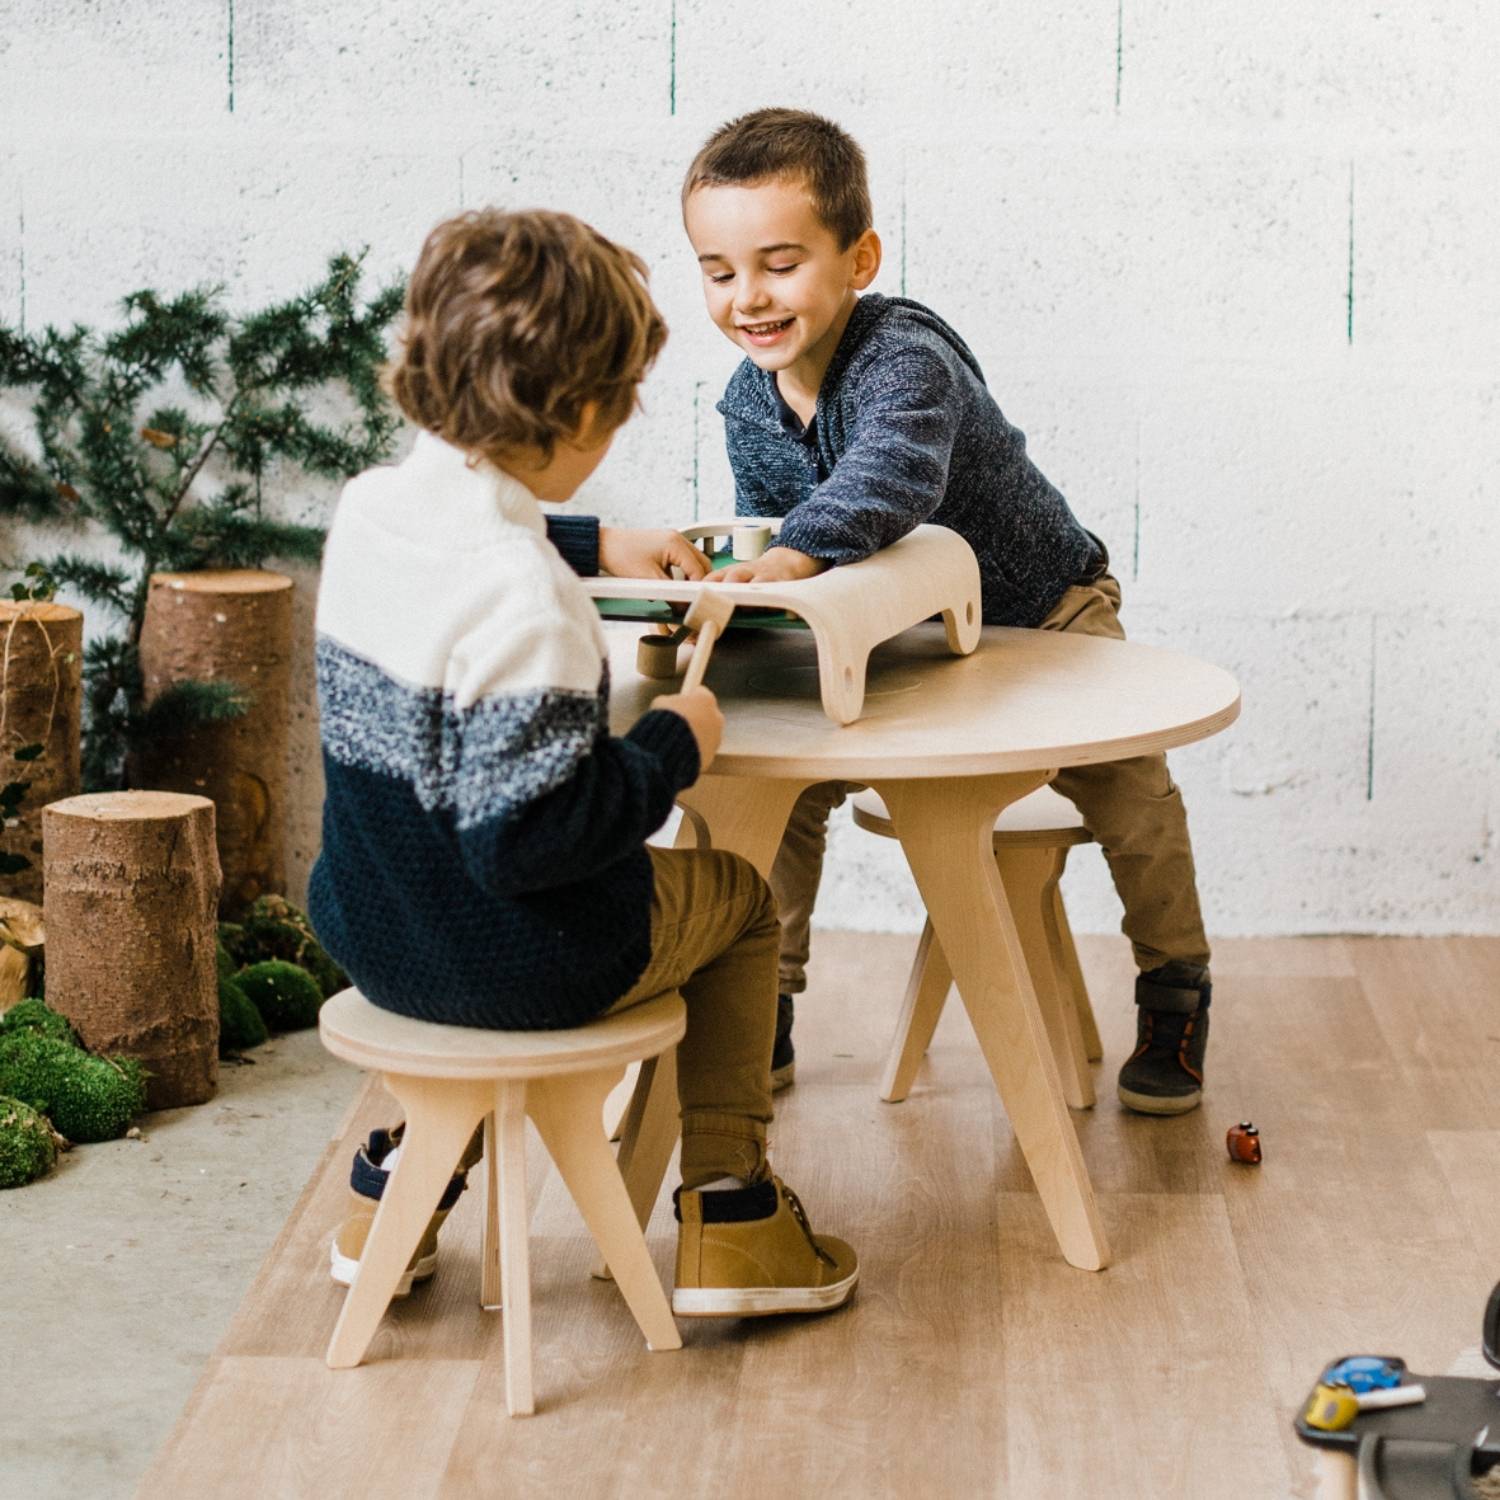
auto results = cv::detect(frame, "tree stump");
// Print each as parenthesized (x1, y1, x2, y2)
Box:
(43, 791, 220, 1109)
(0, 897, 45, 1009)
(130, 570, 293, 917)
(0, 600, 83, 903)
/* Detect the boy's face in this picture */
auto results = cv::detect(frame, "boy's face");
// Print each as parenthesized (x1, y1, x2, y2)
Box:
(684, 176, 879, 388)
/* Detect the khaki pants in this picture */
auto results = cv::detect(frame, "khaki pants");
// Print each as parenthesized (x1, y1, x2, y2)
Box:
(608, 846, 777, 1188)
(769, 572, 1211, 993)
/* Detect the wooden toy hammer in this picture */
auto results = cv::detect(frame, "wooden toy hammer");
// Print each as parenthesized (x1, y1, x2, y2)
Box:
(637, 589, 735, 688)
(679, 589, 735, 692)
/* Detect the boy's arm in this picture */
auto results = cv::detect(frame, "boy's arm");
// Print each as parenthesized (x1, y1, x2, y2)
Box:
(459, 708, 700, 898)
(449, 611, 700, 898)
(544, 513, 709, 581)
(776, 348, 961, 565)
(544, 513, 599, 575)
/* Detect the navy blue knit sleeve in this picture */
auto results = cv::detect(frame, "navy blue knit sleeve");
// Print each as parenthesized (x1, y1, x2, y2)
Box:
(457, 709, 699, 898)
(544, 513, 599, 576)
(778, 349, 960, 563)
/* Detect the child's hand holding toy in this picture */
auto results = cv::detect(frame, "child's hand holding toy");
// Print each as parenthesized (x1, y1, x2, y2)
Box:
(654, 685, 723, 772)
(600, 526, 711, 581)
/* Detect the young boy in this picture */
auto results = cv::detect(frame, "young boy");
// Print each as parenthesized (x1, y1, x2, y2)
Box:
(309, 206, 857, 1316)
(682, 108, 1213, 1116)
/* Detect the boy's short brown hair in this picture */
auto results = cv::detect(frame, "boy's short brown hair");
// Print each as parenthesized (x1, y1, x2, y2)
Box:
(386, 208, 666, 464)
(681, 108, 872, 249)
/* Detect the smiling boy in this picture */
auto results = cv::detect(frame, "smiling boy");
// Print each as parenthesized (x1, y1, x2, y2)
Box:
(682, 108, 1215, 1116)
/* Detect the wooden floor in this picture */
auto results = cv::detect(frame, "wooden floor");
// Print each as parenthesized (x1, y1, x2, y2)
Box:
(139, 933, 1500, 1500)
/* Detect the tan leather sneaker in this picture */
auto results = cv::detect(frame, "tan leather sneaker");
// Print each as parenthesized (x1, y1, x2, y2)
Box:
(328, 1125, 469, 1295)
(672, 1174, 859, 1317)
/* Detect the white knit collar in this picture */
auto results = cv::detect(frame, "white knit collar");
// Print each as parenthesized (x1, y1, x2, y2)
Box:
(409, 430, 548, 538)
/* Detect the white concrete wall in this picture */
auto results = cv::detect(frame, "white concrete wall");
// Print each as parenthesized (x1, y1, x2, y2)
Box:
(2, 3, 1496, 935)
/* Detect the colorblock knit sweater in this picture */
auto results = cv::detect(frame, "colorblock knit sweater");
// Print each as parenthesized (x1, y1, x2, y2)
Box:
(307, 432, 700, 1029)
(719, 292, 1103, 627)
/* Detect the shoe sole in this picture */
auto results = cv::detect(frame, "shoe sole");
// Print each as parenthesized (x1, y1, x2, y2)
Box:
(1117, 1083, 1202, 1116)
(671, 1266, 858, 1318)
(329, 1241, 438, 1295)
(770, 1059, 796, 1092)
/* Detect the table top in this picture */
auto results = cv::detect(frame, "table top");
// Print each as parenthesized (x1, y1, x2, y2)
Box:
(607, 621, 1240, 780)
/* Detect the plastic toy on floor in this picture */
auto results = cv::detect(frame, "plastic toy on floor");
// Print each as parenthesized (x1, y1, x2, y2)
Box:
(1297, 1280, 1500, 1498)
(585, 518, 981, 725)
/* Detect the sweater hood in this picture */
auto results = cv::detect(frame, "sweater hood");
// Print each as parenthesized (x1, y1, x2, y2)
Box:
(717, 293, 988, 432)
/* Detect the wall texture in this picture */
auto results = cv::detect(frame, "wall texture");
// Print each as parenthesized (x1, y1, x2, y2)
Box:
(2, 3, 1496, 935)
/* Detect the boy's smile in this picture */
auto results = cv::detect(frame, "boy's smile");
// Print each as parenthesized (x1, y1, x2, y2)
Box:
(684, 176, 880, 414)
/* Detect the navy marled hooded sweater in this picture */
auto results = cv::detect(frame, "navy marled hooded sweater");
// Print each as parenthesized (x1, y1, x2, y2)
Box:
(720, 292, 1102, 627)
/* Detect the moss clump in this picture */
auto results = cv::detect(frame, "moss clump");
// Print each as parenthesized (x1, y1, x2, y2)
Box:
(238, 960, 324, 1032)
(0, 1032, 147, 1143)
(0, 998, 78, 1046)
(217, 921, 249, 967)
(0, 1094, 59, 1187)
(219, 974, 269, 1055)
(235, 896, 346, 998)
(215, 940, 238, 985)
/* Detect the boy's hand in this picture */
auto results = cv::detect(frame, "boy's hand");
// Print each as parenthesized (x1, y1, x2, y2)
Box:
(599, 526, 709, 581)
(653, 685, 723, 772)
(707, 545, 827, 585)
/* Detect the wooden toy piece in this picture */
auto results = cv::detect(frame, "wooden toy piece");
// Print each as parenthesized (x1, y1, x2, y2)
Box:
(678, 589, 735, 694)
(637, 629, 686, 678)
(587, 520, 982, 723)
(1226, 1120, 1263, 1163)
(732, 522, 772, 560)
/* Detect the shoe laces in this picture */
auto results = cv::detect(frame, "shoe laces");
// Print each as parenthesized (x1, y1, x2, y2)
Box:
(779, 1180, 837, 1268)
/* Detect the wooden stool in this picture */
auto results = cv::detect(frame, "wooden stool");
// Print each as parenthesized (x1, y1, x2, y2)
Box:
(319, 988, 686, 1416)
(850, 785, 1104, 1109)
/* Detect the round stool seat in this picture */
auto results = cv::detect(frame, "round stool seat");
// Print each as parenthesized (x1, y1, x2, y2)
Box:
(319, 989, 687, 1081)
(850, 784, 1092, 849)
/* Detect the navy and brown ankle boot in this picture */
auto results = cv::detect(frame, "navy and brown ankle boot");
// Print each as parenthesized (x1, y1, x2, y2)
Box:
(1117, 963, 1211, 1115)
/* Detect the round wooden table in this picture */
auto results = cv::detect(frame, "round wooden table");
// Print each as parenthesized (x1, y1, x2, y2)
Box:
(607, 620, 1241, 1271)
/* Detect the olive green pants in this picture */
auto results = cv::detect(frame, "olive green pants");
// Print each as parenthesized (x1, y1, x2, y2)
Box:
(770, 571, 1212, 994)
(607, 846, 777, 1188)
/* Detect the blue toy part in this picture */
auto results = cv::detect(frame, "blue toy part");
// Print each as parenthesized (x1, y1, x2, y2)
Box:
(1322, 1356, 1402, 1394)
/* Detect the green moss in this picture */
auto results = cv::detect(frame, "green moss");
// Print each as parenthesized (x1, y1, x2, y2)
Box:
(0, 1032, 147, 1144)
(215, 941, 237, 984)
(0, 998, 78, 1046)
(217, 921, 249, 967)
(238, 960, 324, 1032)
(236, 896, 345, 998)
(219, 974, 269, 1055)
(0, 1094, 58, 1188)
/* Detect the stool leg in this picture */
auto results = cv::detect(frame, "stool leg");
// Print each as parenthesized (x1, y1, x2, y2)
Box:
(593, 1047, 681, 1281)
(1313, 1450, 1357, 1500)
(998, 847, 1095, 1110)
(481, 1112, 500, 1311)
(492, 1081, 534, 1417)
(326, 1073, 491, 1371)
(528, 1068, 682, 1354)
(880, 918, 952, 1103)
(603, 1060, 640, 1143)
(1051, 880, 1102, 1061)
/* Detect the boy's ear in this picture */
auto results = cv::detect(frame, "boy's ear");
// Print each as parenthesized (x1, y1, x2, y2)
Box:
(850, 228, 882, 291)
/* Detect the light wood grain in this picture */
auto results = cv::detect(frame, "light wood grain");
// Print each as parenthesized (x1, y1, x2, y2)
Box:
(142, 935, 1500, 1500)
(607, 620, 1241, 779)
(589, 521, 982, 723)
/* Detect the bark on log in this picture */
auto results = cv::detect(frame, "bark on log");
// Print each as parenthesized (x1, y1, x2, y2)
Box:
(130, 570, 293, 917)
(0, 601, 83, 904)
(0, 896, 45, 1009)
(43, 791, 220, 1108)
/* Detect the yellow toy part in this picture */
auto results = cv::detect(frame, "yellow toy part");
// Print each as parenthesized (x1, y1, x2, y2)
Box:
(1303, 1382, 1359, 1433)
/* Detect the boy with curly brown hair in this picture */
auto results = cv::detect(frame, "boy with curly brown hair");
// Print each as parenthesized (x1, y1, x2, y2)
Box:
(312, 207, 857, 1317)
